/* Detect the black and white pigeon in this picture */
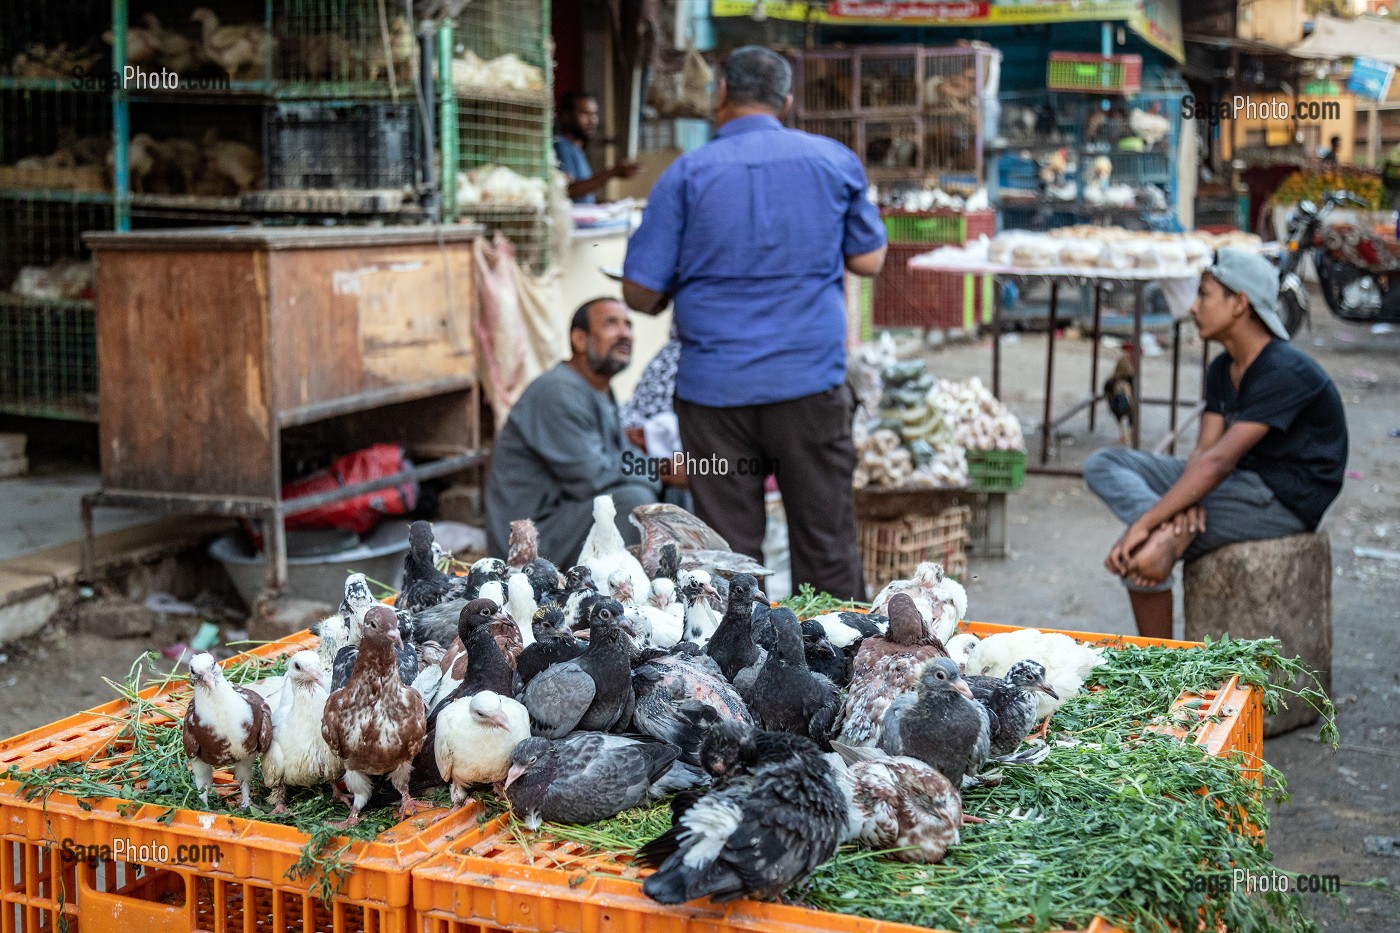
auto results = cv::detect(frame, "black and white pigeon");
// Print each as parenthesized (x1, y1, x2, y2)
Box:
(801, 619, 851, 687)
(339, 573, 414, 642)
(398, 521, 471, 614)
(516, 607, 587, 686)
(806, 608, 887, 651)
(750, 608, 840, 750)
(637, 721, 848, 905)
(521, 557, 565, 606)
(703, 574, 768, 698)
(966, 659, 1058, 759)
(331, 626, 419, 692)
(521, 599, 635, 738)
(632, 650, 753, 765)
(561, 565, 599, 629)
(880, 657, 990, 787)
(503, 732, 680, 827)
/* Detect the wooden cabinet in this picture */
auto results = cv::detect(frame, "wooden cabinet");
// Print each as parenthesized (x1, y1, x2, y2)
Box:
(81, 225, 487, 591)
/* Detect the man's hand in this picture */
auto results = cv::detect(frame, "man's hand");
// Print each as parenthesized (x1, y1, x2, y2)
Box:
(1173, 506, 1207, 536)
(611, 160, 640, 180)
(1106, 521, 1152, 577)
(660, 454, 689, 489)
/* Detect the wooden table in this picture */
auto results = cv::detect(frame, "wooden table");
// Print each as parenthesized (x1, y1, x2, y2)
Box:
(81, 225, 489, 594)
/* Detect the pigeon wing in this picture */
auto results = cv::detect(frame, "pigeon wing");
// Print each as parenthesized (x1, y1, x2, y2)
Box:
(522, 662, 595, 738)
(878, 692, 916, 757)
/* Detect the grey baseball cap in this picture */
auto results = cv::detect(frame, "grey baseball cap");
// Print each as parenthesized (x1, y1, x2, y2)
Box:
(1204, 247, 1289, 341)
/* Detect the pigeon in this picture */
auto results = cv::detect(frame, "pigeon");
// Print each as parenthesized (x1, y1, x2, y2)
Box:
(579, 495, 650, 605)
(516, 607, 588, 686)
(654, 542, 682, 585)
(561, 565, 600, 629)
(630, 503, 774, 580)
(506, 518, 538, 569)
(637, 722, 848, 905)
(503, 732, 680, 828)
(521, 599, 635, 738)
(262, 651, 343, 814)
(331, 632, 419, 693)
(632, 650, 753, 765)
(880, 657, 990, 787)
(965, 629, 1105, 733)
(870, 561, 966, 644)
(801, 619, 851, 687)
(750, 608, 841, 750)
(339, 573, 413, 642)
(314, 613, 352, 675)
(521, 557, 565, 606)
(677, 570, 721, 645)
(504, 573, 539, 648)
(435, 690, 530, 809)
(182, 652, 272, 809)
(606, 567, 641, 607)
(836, 593, 949, 748)
(703, 574, 768, 697)
(398, 521, 470, 613)
(806, 608, 887, 650)
(944, 633, 980, 673)
(321, 605, 428, 826)
(966, 659, 1058, 759)
(829, 742, 962, 863)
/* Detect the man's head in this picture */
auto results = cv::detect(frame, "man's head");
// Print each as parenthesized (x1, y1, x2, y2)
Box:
(1192, 248, 1288, 342)
(717, 46, 792, 119)
(559, 90, 599, 142)
(569, 297, 633, 380)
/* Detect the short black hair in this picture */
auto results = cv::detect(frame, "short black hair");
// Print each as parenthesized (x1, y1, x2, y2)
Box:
(570, 297, 615, 334)
(559, 90, 596, 115)
(723, 46, 791, 112)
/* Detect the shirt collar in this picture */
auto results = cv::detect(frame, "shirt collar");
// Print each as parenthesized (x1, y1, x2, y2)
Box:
(714, 113, 784, 139)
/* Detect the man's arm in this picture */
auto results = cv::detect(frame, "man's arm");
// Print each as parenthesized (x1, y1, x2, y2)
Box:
(622, 165, 684, 313)
(622, 279, 669, 315)
(567, 161, 639, 201)
(845, 245, 887, 277)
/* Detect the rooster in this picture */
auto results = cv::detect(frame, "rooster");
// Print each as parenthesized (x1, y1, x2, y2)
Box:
(1103, 348, 1136, 446)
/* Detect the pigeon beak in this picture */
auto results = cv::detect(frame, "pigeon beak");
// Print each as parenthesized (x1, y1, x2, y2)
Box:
(1035, 680, 1060, 700)
(487, 711, 512, 731)
(702, 583, 720, 601)
(388, 628, 403, 649)
(953, 678, 975, 701)
(503, 764, 526, 790)
(753, 588, 768, 602)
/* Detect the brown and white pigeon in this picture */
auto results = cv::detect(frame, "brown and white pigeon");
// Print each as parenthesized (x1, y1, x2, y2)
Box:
(836, 593, 949, 748)
(321, 605, 427, 827)
(262, 650, 343, 814)
(506, 518, 538, 569)
(829, 742, 962, 863)
(181, 652, 272, 810)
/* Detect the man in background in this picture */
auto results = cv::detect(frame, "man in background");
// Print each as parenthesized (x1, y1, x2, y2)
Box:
(622, 46, 887, 601)
(555, 90, 639, 203)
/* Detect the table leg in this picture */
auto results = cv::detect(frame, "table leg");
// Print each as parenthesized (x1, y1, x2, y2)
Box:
(80, 493, 97, 581)
(1168, 318, 1182, 454)
(1131, 281, 1144, 450)
(266, 507, 288, 594)
(1088, 284, 1103, 432)
(991, 277, 1003, 399)
(1040, 280, 1060, 465)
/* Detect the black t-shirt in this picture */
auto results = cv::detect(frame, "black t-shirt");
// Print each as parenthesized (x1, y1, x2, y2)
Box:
(1205, 340, 1348, 529)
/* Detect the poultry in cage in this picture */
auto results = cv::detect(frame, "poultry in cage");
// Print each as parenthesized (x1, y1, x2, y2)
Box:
(1103, 348, 1136, 446)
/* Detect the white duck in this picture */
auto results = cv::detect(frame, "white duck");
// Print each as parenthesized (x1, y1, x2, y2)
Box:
(263, 651, 343, 813)
(579, 495, 650, 603)
(434, 690, 530, 809)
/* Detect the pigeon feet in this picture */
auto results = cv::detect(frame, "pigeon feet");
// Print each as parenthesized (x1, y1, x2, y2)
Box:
(398, 795, 428, 820)
(327, 810, 363, 830)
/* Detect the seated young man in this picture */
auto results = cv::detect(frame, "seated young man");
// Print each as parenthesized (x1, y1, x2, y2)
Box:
(1084, 248, 1348, 638)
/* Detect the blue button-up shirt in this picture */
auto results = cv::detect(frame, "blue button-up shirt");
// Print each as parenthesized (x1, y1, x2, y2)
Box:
(554, 135, 595, 204)
(623, 114, 885, 407)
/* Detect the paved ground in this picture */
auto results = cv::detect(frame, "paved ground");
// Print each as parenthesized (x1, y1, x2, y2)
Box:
(0, 288, 1395, 929)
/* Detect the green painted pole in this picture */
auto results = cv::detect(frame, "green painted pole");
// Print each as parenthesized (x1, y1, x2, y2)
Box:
(112, 0, 129, 231)
(438, 21, 457, 221)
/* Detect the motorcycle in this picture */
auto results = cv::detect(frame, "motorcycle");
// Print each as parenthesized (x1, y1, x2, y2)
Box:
(1277, 190, 1400, 335)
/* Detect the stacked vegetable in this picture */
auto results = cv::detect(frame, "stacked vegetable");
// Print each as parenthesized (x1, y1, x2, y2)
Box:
(853, 358, 1024, 490)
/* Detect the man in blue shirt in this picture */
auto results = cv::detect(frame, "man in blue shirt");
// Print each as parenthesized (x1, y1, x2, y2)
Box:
(555, 90, 639, 204)
(621, 46, 887, 600)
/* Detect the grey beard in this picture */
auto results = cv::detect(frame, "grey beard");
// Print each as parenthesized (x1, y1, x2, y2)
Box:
(588, 348, 628, 377)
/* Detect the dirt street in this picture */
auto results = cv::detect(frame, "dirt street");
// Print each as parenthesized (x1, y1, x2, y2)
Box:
(0, 286, 1395, 929)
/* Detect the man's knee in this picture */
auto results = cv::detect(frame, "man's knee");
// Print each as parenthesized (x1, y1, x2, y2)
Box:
(1084, 447, 1130, 495)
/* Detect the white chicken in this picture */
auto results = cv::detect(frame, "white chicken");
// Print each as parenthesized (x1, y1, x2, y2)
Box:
(579, 495, 650, 605)
(434, 690, 530, 809)
(965, 628, 1106, 729)
(1129, 107, 1170, 149)
(263, 651, 343, 813)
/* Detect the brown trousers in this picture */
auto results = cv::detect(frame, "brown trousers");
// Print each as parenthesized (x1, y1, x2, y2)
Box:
(675, 383, 865, 601)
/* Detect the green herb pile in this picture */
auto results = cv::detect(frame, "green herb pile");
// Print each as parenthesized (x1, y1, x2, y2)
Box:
(780, 583, 869, 617)
(536, 633, 1335, 933)
(1, 650, 455, 902)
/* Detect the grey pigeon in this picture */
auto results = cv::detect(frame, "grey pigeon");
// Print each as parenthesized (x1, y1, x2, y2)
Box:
(521, 599, 635, 737)
(967, 659, 1058, 758)
(516, 607, 587, 686)
(881, 657, 990, 786)
(632, 650, 753, 765)
(703, 574, 767, 697)
(503, 732, 679, 827)
(637, 722, 847, 905)
(836, 593, 948, 748)
(750, 608, 840, 750)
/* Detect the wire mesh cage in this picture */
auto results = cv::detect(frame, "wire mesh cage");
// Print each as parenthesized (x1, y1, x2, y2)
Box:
(863, 117, 922, 179)
(265, 101, 422, 191)
(0, 88, 113, 193)
(457, 205, 550, 272)
(798, 117, 856, 153)
(0, 0, 110, 89)
(860, 51, 918, 111)
(455, 93, 550, 178)
(454, 0, 548, 69)
(793, 52, 854, 115)
(274, 0, 419, 95)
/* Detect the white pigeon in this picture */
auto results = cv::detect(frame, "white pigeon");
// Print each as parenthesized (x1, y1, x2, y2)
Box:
(677, 569, 720, 646)
(871, 562, 965, 643)
(315, 613, 352, 674)
(606, 568, 641, 607)
(579, 494, 650, 602)
(263, 651, 343, 813)
(435, 690, 530, 809)
(181, 653, 271, 810)
(944, 633, 980, 673)
(505, 573, 538, 648)
(647, 577, 684, 620)
(966, 629, 1106, 722)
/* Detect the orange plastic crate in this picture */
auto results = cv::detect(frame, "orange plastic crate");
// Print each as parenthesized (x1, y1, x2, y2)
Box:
(0, 629, 491, 933)
(409, 622, 1262, 933)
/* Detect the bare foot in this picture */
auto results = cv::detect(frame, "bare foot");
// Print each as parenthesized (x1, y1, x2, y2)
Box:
(1126, 523, 1179, 587)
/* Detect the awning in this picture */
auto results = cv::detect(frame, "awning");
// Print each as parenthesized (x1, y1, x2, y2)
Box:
(1290, 14, 1400, 68)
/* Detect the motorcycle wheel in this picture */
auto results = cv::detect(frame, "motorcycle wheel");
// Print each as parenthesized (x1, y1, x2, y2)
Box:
(1279, 288, 1308, 337)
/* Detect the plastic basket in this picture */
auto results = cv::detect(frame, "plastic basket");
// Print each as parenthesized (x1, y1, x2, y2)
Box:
(1046, 53, 1142, 95)
(965, 449, 1026, 492)
(857, 505, 969, 596)
(872, 245, 992, 330)
(0, 630, 490, 933)
(882, 209, 996, 246)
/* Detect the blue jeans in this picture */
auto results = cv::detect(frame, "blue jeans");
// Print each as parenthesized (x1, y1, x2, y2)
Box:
(1083, 448, 1308, 593)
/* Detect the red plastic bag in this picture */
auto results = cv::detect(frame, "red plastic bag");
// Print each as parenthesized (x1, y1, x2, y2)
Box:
(281, 443, 418, 535)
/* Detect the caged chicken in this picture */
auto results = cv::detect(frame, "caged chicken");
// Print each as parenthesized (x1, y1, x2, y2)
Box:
(1103, 347, 1136, 446)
